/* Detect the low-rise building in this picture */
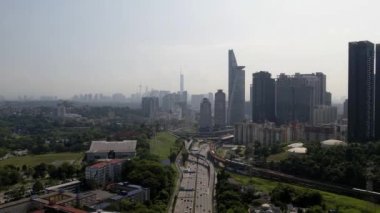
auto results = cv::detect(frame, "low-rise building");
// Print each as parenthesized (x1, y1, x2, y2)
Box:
(109, 182, 150, 202)
(45, 180, 81, 193)
(0, 191, 96, 213)
(312, 105, 338, 125)
(234, 122, 290, 146)
(85, 159, 126, 186)
(85, 140, 136, 162)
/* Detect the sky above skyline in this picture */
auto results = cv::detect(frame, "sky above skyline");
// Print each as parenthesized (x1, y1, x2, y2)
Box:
(1, 0, 380, 102)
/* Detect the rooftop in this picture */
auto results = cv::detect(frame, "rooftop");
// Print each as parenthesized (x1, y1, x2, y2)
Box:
(287, 147, 307, 154)
(87, 140, 137, 153)
(321, 139, 347, 146)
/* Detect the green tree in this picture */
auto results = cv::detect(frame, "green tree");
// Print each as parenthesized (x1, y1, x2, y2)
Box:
(32, 181, 44, 194)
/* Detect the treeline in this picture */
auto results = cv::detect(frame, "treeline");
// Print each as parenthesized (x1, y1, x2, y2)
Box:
(107, 127, 178, 213)
(269, 142, 380, 191)
(271, 184, 323, 212)
(0, 162, 80, 188)
(216, 170, 251, 213)
(0, 106, 150, 155)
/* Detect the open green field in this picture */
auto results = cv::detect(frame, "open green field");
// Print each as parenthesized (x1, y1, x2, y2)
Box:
(0, 152, 83, 167)
(149, 132, 177, 160)
(231, 173, 380, 213)
(267, 151, 289, 162)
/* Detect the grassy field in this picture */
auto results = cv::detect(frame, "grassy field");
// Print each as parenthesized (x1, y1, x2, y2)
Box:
(267, 151, 289, 162)
(0, 152, 83, 167)
(149, 132, 178, 161)
(230, 173, 380, 213)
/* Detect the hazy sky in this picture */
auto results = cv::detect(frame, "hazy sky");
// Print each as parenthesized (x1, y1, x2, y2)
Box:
(1, 0, 380, 101)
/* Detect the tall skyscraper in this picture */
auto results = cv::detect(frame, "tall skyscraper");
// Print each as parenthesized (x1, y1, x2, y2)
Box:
(316, 72, 327, 105)
(348, 41, 375, 143)
(251, 71, 276, 123)
(228, 49, 245, 125)
(180, 73, 184, 93)
(376, 44, 380, 140)
(343, 99, 348, 119)
(324, 92, 332, 106)
(296, 73, 325, 107)
(199, 98, 212, 132)
(214, 89, 226, 130)
(141, 97, 159, 119)
(276, 74, 314, 124)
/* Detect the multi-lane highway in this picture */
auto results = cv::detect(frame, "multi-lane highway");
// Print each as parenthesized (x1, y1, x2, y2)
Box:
(174, 141, 215, 213)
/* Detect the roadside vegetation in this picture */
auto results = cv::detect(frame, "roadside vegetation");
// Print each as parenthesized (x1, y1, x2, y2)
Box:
(231, 173, 380, 213)
(106, 128, 179, 213)
(0, 152, 83, 167)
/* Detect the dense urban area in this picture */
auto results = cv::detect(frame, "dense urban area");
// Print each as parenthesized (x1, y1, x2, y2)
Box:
(1, 1, 380, 213)
(0, 42, 380, 213)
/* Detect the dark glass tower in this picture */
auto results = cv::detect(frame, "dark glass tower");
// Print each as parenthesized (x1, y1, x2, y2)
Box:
(376, 44, 380, 140)
(276, 74, 314, 124)
(214, 89, 226, 130)
(228, 49, 245, 125)
(251, 71, 276, 123)
(199, 98, 212, 132)
(348, 41, 375, 143)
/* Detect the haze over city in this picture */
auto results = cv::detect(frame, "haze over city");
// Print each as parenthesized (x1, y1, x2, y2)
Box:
(1, 0, 380, 101)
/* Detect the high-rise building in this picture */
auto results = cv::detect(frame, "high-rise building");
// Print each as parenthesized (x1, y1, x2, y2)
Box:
(251, 71, 276, 123)
(276, 74, 314, 124)
(191, 94, 206, 111)
(199, 98, 212, 132)
(376, 44, 380, 140)
(214, 90, 226, 130)
(228, 49, 245, 125)
(312, 105, 337, 125)
(141, 97, 159, 119)
(180, 73, 184, 94)
(316, 72, 327, 105)
(296, 73, 325, 107)
(343, 99, 348, 119)
(348, 41, 375, 143)
(324, 92, 332, 106)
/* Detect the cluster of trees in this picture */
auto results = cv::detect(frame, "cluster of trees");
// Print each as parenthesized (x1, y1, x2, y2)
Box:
(216, 170, 251, 213)
(271, 184, 323, 211)
(0, 105, 151, 156)
(253, 141, 282, 160)
(32, 162, 80, 180)
(106, 127, 177, 213)
(169, 138, 185, 164)
(0, 165, 22, 188)
(269, 142, 380, 191)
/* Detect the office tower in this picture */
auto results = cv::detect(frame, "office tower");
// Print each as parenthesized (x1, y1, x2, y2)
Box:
(343, 99, 348, 119)
(180, 73, 184, 94)
(276, 74, 314, 124)
(376, 44, 380, 140)
(348, 41, 375, 143)
(208, 92, 214, 114)
(324, 92, 332, 106)
(296, 73, 324, 107)
(199, 98, 212, 132)
(228, 49, 245, 125)
(214, 90, 226, 130)
(312, 105, 338, 125)
(316, 72, 327, 105)
(57, 103, 66, 117)
(191, 94, 206, 111)
(141, 97, 159, 119)
(251, 71, 276, 123)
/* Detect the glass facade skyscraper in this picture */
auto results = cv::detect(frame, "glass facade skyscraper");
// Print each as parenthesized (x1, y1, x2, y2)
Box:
(228, 49, 245, 125)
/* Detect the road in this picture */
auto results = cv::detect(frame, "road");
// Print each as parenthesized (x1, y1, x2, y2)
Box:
(173, 141, 215, 213)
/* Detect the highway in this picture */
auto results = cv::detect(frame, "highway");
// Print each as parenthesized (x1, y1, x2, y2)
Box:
(174, 141, 215, 213)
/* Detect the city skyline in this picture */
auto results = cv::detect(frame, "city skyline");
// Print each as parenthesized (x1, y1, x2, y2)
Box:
(1, 1, 380, 101)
